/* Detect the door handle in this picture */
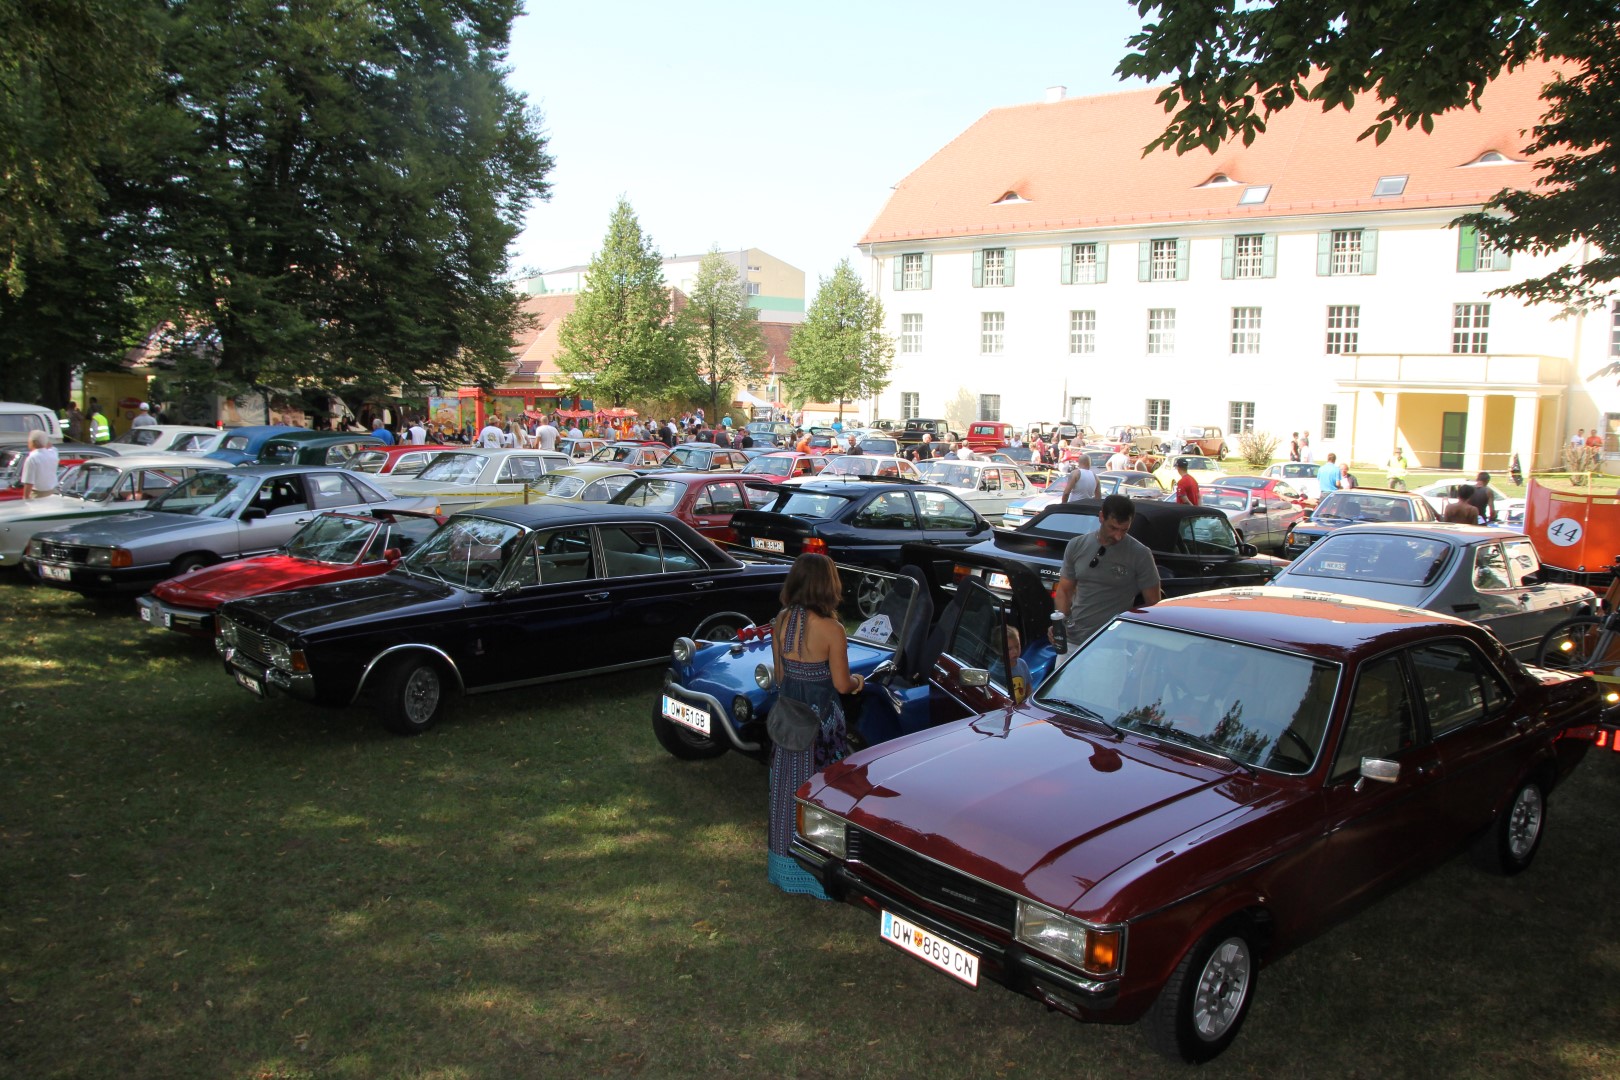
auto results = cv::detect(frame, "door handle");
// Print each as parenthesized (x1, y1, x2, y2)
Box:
(584, 591, 610, 601)
(692, 580, 714, 590)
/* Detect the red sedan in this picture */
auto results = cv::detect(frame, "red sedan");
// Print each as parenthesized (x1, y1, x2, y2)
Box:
(1211, 473, 1314, 509)
(792, 587, 1598, 1062)
(134, 509, 443, 636)
(610, 471, 771, 544)
(740, 451, 827, 480)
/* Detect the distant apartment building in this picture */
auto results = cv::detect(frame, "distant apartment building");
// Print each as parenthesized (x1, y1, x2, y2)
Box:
(513, 247, 805, 322)
(859, 66, 1618, 472)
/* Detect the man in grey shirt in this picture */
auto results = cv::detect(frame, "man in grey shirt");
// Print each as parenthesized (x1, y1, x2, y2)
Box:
(1054, 494, 1162, 654)
(1062, 456, 1099, 501)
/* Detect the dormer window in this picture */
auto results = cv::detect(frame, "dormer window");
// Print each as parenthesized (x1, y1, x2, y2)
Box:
(1199, 172, 1240, 187)
(1238, 185, 1271, 205)
(1463, 149, 1520, 166)
(994, 191, 1028, 204)
(1373, 175, 1408, 197)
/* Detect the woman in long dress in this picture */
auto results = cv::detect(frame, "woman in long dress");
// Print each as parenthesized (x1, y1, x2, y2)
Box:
(767, 553, 861, 898)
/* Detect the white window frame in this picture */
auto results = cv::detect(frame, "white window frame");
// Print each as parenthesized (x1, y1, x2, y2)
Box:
(901, 253, 925, 291)
(1147, 308, 1175, 355)
(1233, 234, 1265, 279)
(1331, 230, 1364, 275)
(1069, 310, 1096, 354)
(1322, 404, 1339, 440)
(982, 248, 1006, 288)
(901, 392, 920, 420)
(1231, 307, 1262, 355)
(1150, 238, 1179, 281)
(1453, 303, 1490, 354)
(979, 395, 1001, 421)
(1071, 243, 1099, 284)
(1326, 305, 1360, 354)
(900, 313, 922, 354)
(1229, 401, 1256, 434)
(1146, 399, 1171, 430)
(981, 312, 1005, 355)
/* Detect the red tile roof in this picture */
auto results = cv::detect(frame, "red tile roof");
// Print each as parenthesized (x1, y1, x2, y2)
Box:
(860, 62, 1561, 244)
(508, 293, 577, 378)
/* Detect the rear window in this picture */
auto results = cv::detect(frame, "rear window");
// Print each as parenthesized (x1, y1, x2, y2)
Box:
(1288, 534, 1451, 587)
(775, 492, 850, 518)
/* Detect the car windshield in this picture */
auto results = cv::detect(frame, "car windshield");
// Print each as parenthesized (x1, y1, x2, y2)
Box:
(414, 452, 487, 484)
(111, 429, 162, 446)
(743, 456, 795, 476)
(1281, 464, 1316, 479)
(859, 437, 899, 455)
(146, 471, 257, 518)
(612, 477, 685, 510)
(916, 462, 977, 487)
(65, 462, 128, 502)
(528, 474, 584, 498)
(775, 491, 850, 518)
(1288, 534, 1452, 588)
(1038, 621, 1339, 774)
(1314, 493, 1414, 524)
(285, 514, 379, 563)
(259, 440, 300, 465)
(221, 434, 251, 452)
(592, 445, 641, 463)
(400, 515, 526, 590)
(666, 447, 710, 467)
(1203, 492, 1251, 512)
(345, 450, 391, 473)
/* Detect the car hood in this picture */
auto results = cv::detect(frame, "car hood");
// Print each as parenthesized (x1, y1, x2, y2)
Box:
(0, 495, 134, 524)
(39, 510, 223, 547)
(809, 709, 1267, 914)
(223, 572, 459, 634)
(152, 553, 361, 607)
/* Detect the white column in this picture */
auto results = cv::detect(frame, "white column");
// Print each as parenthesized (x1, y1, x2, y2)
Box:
(1464, 393, 1487, 473)
(1510, 393, 1538, 474)
(1384, 390, 1401, 461)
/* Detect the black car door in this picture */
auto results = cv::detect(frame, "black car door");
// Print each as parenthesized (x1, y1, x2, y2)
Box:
(472, 524, 607, 687)
(595, 522, 725, 661)
(834, 489, 921, 565)
(913, 489, 984, 551)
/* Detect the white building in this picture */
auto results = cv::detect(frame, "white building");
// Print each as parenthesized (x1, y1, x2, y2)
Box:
(858, 66, 1619, 472)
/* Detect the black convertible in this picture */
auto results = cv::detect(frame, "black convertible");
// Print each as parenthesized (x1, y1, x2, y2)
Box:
(215, 504, 790, 734)
(967, 498, 1286, 595)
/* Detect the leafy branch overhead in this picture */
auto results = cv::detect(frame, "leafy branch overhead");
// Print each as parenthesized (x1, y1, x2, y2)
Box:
(1118, 1, 1620, 311)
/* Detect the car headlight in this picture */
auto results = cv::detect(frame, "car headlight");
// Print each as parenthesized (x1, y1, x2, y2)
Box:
(754, 663, 773, 690)
(265, 640, 291, 669)
(796, 802, 847, 859)
(85, 547, 132, 568)
(732, 695, 752, 724)
(24, 538, 42, 557)
(1015, 901, 1121, 977)
(217, 618, 238, 646)
(672, 636, 695, 664)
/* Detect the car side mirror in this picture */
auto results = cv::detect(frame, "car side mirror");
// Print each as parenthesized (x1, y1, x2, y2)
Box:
(958, 667, 990, 687)
(241, 506, 267, 522)
(1520, 571, 1541, 586)
(383, 547, 402, 562)
(968, 520, 989, 535)
(1239, 542, 1258, 557)
(1358, 758, 1400, 787)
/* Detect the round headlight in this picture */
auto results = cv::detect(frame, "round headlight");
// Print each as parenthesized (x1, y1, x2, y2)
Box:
(217, 619, 238, 645)
(672, 636, 696, 664)
(732, 695, 752, 724)
(754, 663, 773, 690)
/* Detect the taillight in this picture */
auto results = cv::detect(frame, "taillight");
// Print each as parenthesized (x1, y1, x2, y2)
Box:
(804, 536, 827, 555)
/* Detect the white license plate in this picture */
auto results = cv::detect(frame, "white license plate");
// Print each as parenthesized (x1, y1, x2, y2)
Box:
(233, 671, 264, 697)
(41, 563, 71, 582)
(880, 910, 980, 987)
(661, 694, 710, 735)
(139, 605, 152, 622)
(751, 537, 785, 553)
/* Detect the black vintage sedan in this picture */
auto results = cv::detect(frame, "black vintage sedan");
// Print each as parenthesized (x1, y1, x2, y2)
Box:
(215, 505, 790, 734)
(968, 499, 1285, 595)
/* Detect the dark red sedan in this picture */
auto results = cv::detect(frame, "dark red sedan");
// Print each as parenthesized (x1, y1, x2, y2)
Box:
(792, 587, 1598, 1062)
(610, 471, 770, 544)
(134, 509, 443, 636)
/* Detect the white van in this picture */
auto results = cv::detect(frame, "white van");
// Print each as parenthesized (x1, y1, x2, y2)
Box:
(0, 402, 60, 442)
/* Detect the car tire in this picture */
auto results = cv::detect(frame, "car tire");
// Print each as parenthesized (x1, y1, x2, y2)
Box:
(694, 612, 751, 641)
(1218, 444, 1228, 460)
(171, 553, 213, 576)
(375, 654, 449, 736)
(1143, 918, 1258, 1063)
(1473, 775, 1547, 876)
(1534, 615, 1610, 672)
(651, 710, 729, 760)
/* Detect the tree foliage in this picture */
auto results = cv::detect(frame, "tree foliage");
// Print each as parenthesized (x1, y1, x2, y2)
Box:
(555, 198, 686, 407)
(677, 249, 766, 418)
(784, 260, 893, 415)
(1118, 1, 1620, 310)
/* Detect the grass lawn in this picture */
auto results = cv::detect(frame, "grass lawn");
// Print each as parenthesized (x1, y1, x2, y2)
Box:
(3, 572, 1620, 1078)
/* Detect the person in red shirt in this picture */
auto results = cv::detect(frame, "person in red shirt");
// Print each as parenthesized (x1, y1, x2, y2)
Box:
(1172, 457, 1200, 505)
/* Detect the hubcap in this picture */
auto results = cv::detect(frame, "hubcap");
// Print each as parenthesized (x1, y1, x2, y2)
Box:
(403, 666, 441, 726)
(1507, 785, 1543, 861)
(1191, 937, 1251, 1041)
(856, 577, 888, 617)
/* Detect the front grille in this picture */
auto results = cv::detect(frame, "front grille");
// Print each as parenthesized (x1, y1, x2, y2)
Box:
(37, 540, 88, 564)
(848, 828, 1017, 932)
(230, 623, 275, 667)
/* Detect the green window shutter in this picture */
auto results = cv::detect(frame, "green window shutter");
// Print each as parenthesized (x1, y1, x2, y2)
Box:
(1493, 245, 1511, 271)
(1317, 232, 1333, 275)
(972, 249, 984, 287)
(920, 253, 932, 289)
(1457, 225, 1478, 272)
(1175, 238, 1190, 280)
(893, 257, 904, 291)
(1360, 229, 1379, 275)
(1060, 245, 1074, 285)
(1003, 248, 1015, 286)
(1138, 240, 1152, 281)
(1220, 237, 1235, 279)
(1261, 234, 1277, 278)
(1095, 241, 1108, 283)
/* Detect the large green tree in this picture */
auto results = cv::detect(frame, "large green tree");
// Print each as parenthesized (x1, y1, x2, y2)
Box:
(556, 198, 686, 407)
(677, 249, 766, 418)
(0, 0, 158, 297)
(784, 260, 893, 418)
(1118, 1, 1620, 310)
(120, 0, 552, 399)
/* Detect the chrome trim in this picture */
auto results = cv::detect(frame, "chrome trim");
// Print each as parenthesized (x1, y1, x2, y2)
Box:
(135, 594, 213, 631)
(353, 643, 465, 704)
(662, 677, 762, 752)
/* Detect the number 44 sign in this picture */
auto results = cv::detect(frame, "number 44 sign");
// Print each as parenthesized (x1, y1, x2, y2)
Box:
(1546, 517, 1584, 547)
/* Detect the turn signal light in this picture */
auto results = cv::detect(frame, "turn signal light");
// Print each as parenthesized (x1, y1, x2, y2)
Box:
(803, 537, 827, 555)
(109, 548, 133, 569)
(1084, 929, 1121, 974)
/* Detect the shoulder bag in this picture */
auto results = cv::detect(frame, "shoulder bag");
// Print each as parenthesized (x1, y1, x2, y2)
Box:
(767, 695, 820, 752)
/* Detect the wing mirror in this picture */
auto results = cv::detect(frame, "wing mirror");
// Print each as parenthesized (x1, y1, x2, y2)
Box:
(958, 668, 990, 687)
(241, 506, 267, 522)
(383, 548, 402, 562)
(1239, 542, 1258, 557)
(1355, 758, 1400, 792)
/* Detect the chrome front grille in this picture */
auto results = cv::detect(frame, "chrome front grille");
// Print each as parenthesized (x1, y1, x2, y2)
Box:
(228, 622, 274, 667)
(848, 828, 1018, 932)
(36, 540, 87, 564)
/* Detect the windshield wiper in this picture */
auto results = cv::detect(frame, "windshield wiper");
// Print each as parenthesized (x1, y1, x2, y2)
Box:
(1125, 720, 1256, 775)
(1037, 697, 1118, 735)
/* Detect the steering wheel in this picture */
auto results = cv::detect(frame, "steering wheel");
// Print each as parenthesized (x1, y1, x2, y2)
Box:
(1277, 726, 1313, 760)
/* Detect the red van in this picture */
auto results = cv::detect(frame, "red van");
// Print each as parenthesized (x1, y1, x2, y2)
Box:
(965, 421, 1013, 452)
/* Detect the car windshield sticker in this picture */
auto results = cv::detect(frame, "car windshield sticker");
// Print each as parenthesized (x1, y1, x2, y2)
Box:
(853, 614, 893, 644)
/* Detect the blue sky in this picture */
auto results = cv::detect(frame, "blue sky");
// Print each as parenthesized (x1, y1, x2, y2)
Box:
(506, 1, 1152, 287)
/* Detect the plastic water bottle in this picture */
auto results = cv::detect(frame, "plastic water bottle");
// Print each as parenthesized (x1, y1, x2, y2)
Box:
(1050, 610, 1068, 654)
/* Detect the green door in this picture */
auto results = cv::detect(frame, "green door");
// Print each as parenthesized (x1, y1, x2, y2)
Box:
(1440, 412, 1466, 470)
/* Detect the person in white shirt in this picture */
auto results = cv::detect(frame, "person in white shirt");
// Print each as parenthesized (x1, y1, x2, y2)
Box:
(536, 421, 559, 451)
(130, 402, 157, 428)
(478, 421, 504, 448)
(407, 420, 427, 445)
(20, 431, 59, 497)
(501, 422, 519, 448)
(1063, 459, 1099, 501)
(1298, 432, 1314, 464)
(567, 423, 584, 440)
(954, 443, 976, 460)
(1105, 449, 1130, 472)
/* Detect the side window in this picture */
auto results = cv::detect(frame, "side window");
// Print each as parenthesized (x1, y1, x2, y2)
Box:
(323, 443, 360, 466)
(255, 476, 309, 514)
(1504, 539, 1541, 585)
(1473, 544, 1510, 591)
(1408, 640, 1511, 736)
(598, 524, 702, 576)
(1331, 655, 1418, 781)
(854, 491, 919, 529)
(1004, 470, 1027, 492)
(131, 469, 183, 500)
(1179, 514, 1239, 555)
(499, 456, 546, 484)
(531, 526, 595, 584)
(981, 469, 1001, 492)
(707, 482, 745, 513)
(945, 585, 1002, 671)
(307, 473, 360, 509)
(916, 491, 976, 530)
(692, 487, 718, 514)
